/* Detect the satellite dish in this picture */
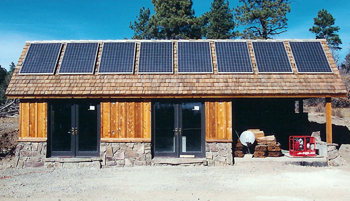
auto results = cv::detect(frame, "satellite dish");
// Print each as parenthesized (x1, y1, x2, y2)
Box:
(240, 131, 255, 146)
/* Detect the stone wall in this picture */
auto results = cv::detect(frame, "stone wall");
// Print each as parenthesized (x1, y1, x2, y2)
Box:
(205, 142, 233, 166)
(15, 142, 47, 168)
(100, 142, 152, 167)
(14, 141, 233, 168)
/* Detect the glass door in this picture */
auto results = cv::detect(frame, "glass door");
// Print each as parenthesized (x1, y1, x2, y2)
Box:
(49, 101, 100, 157)
(153, 101, 205, 158)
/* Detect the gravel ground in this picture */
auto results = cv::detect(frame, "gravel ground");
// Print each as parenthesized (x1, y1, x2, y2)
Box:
(1, 162, 350, 201)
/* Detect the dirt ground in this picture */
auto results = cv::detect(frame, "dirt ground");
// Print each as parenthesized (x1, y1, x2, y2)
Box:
(0, 163, 349, 200)
(0, 117, 18, 167)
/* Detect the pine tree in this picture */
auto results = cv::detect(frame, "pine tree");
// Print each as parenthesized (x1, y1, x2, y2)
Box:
(129, 7, 153, 39)
(309, 9, 342, 51)
(0, 65, 8, 103)
(235, 0, 291, 39)
(129, 0, 201, 39)
(202, 0, 236, 39)
(340, 53, 350, 74)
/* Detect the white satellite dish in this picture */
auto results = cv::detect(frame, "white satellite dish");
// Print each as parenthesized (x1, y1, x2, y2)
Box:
(239, 131, 255, 146)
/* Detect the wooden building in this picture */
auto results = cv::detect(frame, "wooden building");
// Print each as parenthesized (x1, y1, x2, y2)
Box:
(6, 39, 347, 168)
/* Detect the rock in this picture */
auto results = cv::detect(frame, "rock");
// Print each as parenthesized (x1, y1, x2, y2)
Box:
(208, 143, 218, 152)
(112, 144, 120, 154)
(135, 160, 146, 166)
(329, 156, 347, 166)
(106, 145, 113, 157)
(124, 159, 134, 167)
(327, 144, 338, 151)
(206, 152, 213, 159)
(328, 150, 339, 160)
(134, 144, 144, 155)
(32, 143, 39, 151)
(120, 143, 128, 151)
(311, 131, 321, 141)
(125, 148, 138, 158)
(339, 144, 350, 162)
(114, 151, 125, 160)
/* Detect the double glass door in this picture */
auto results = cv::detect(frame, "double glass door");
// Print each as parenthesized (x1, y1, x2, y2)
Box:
(153, 102, 205, 158)
(49, 101, 100, 157)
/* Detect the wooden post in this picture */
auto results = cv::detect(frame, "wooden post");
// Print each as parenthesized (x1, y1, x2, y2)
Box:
(326, 97, 332, 143)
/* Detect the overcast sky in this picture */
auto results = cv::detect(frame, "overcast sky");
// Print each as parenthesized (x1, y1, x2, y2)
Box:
(0, 0, 349, 70)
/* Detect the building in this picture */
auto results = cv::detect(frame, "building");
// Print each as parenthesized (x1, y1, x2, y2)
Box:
(6, 39, 347, 168)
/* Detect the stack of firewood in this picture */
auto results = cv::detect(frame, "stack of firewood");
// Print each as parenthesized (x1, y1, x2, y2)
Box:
(254, 135, 283, 158)
(234, 139, 244, 157)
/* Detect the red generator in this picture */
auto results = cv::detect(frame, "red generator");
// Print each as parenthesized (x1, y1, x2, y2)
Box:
(289, 136, 316, 157)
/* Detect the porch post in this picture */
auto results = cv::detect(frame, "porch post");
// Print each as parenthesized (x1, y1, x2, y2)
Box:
(326, 97, 332, 143)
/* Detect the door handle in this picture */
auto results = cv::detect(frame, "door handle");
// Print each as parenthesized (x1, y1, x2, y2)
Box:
(68, 127, 74, 135)
(179, 128, 182, 136)
(173, 128, 178, 136)
(75, 127, 78, 135)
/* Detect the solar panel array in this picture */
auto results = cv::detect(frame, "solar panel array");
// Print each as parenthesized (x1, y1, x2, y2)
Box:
(289, 42, 332, 73)
(253, 42, 292, 73)
(59, 43, 99, 74)
(177, 42, 213, 73)
(18, 40, 334, 76)
(20, 43, 62, 74)
(98, 42, 136, 74)
(215, 42, 253, 73)
(138, 42, 173, 73)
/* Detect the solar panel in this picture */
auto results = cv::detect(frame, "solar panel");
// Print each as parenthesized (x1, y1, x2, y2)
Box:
(177, 42, 213, 73)
(253, 42, 292, 73)
(20, 43, 62, 74)
(59, 43, 99, 74)
(289, 42, 332, 73)
(98, 42, 136, 74)
(138, 42, 173, 74)
(215, 42, 253, 73)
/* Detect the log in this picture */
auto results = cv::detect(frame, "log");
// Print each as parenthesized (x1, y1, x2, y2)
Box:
(255, 145, 267, 152)
(256, 135, 276, 145)
(267, 151, 284, 157)
(235, 145, 244, 151)
(253, 151, 266, 158)
(268, 143, 281, 152)
(234, 151, 244, 157)
(247, 129, 265, 138)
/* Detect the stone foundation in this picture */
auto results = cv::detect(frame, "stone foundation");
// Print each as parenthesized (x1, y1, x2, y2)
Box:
(100, 142, 152, 167)
(205, 142, 233, 166)
(14, 141, 233, 168)
(15, 142, 47, 168)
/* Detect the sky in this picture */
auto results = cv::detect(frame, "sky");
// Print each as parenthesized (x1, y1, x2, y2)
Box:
(0, 0, 349, 71)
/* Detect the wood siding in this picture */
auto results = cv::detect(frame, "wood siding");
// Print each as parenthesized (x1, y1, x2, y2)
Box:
(100, 101, 151, 141)
(205, 101, 232, 142)
(19, 101, 47, 139)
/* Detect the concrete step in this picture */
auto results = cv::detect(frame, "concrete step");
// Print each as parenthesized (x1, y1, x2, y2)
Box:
(152, 158, 207, 165)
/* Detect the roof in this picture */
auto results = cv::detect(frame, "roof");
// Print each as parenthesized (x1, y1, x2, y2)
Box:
(6, 39, 347, 99)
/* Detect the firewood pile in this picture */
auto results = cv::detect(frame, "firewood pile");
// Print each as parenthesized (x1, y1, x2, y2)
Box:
(234, 139, 244, 157)
(234, 129, 284, 158)
(0, 99, 19, 117)
(254, 135, 283, 158)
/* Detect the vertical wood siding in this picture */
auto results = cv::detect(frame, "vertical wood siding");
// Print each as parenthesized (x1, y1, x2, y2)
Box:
(205, 101, 232, 142)
(100, 101, 151, 141)
(19, 101, 47, 139)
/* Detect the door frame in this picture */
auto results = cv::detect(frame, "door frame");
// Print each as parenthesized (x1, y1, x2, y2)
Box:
(47, 100, 101, 157)
(152, 100, 205, 158)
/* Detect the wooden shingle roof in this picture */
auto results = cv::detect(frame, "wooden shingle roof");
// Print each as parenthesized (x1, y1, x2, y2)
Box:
(6, 39, 347, 99)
